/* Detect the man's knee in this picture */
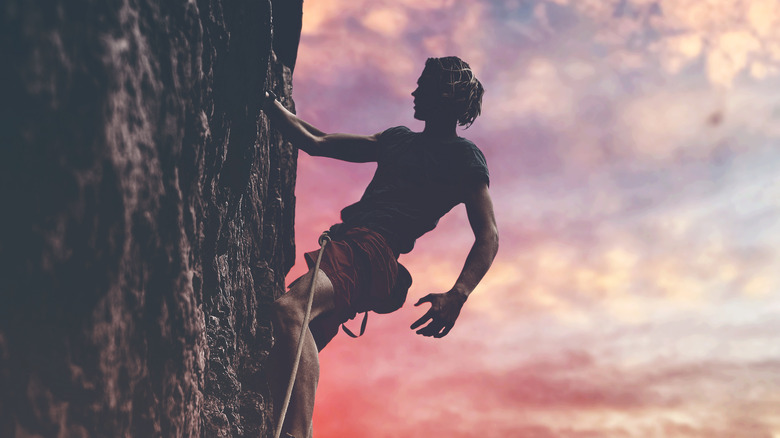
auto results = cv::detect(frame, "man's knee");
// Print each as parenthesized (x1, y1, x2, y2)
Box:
(273, 269, 336, 335)
(271, 295, 305, 336)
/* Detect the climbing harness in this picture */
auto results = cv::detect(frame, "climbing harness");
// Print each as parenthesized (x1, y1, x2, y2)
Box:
(274, 232, 331, 438)
(340, 312, 368, 338)
(340, 261, 412, 338)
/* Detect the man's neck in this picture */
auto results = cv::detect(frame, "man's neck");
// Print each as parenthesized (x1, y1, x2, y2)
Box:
(422, 119, 458, 140)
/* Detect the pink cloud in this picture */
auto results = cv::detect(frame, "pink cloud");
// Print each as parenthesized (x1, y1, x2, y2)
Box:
(283, 1, 780, 437)
(313, 331, 780, 437)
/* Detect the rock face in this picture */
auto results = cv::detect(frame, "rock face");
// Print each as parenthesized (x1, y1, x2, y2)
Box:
(0, 0, 301, 436)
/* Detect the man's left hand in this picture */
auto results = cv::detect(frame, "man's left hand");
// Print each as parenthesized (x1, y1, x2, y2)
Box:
(410, 289, 468, 338)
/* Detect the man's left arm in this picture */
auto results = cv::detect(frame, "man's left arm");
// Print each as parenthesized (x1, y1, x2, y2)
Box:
(411, 182, 499, 338)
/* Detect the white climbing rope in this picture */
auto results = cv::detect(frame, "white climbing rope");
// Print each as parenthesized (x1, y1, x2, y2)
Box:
(274, 232, 330, 438)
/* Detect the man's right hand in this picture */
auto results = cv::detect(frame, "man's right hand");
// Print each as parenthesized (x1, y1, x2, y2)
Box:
(410, 289, 467, 338)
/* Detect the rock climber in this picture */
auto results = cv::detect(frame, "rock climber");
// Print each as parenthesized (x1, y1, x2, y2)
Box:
(262, 56, 498, 438)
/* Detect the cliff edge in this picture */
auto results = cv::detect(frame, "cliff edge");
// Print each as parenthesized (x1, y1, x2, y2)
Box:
(0, 0, 301, 436)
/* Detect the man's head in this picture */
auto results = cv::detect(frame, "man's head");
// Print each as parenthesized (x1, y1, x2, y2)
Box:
(412, 56, 484, 128)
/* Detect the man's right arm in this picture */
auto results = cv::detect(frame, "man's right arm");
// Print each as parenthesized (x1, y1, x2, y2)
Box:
(262, 93, 380, 163)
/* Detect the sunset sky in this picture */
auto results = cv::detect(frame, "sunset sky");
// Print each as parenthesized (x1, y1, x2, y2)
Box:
(283, 1, 780, 437)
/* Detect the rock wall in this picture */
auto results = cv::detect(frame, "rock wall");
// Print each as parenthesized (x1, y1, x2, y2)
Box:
(0, 0, 301, 436)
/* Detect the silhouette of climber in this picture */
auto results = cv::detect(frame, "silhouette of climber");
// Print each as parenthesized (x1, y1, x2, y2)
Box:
(262, 56, 498, 438)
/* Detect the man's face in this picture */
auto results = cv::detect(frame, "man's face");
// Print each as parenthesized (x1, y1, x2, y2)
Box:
(411, 68, 447, 121)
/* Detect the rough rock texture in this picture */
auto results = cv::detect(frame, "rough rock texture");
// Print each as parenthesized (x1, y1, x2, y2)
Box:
(0, 0, 301, 436)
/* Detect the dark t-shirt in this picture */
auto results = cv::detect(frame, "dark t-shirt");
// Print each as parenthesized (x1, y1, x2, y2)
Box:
(339, 126, 490, 254)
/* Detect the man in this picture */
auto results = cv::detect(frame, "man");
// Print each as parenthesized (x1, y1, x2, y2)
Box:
(263, 56, 498, 438)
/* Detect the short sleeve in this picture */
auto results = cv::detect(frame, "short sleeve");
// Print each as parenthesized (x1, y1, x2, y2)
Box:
(377, 126, 414, 162)
(460, 141, 490, 187)
(378, 126, 412, 143)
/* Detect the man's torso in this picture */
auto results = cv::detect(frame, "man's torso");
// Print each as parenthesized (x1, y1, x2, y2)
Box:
(339, 126, 490, 254)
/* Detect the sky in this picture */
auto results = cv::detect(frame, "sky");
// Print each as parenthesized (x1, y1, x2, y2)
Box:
(283, 1, 780, 437)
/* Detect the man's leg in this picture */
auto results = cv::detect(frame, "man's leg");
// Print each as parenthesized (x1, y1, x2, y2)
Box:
(270, 268, 336, 438)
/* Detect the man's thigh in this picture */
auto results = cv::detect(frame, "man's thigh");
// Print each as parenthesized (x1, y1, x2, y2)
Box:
(278, 268, 337, 321)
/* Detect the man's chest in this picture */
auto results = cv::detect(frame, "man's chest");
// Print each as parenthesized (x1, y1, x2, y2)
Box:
(381, 144, 463, 186)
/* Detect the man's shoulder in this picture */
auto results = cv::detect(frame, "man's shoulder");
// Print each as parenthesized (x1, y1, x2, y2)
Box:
(450, 136, 487, 163)
(449, 137, 490, 186)
(376, 127, 417, 161)
(451, 136, 482, 153)
(378, 126, 414, 141)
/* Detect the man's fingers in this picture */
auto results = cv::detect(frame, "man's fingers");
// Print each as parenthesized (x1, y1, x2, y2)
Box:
(414, 294, 434, 306)
(411, 293, 458, 336)
(417, 321, 444, 337)
(416, 324, 435, 336)
(410, 310, 433, 330)
(434, 325, 452, 338)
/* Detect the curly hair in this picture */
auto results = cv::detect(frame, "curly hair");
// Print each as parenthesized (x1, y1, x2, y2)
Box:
(424, 56, 484, 128)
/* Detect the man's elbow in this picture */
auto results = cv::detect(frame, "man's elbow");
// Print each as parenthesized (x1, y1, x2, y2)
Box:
(477, 225, 499, 258)
(299, 134, 325, 156)
(490, 227, 499, 258)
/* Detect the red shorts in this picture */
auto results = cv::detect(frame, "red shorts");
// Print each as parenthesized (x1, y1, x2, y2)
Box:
(302, 227, 399, 350)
